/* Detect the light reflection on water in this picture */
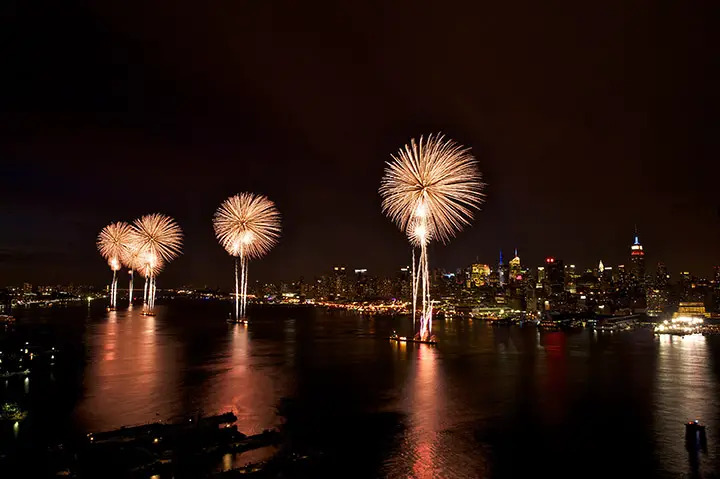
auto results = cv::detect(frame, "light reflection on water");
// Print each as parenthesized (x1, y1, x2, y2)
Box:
(654, 334, 719, 475)
(3, 303, 720, 478)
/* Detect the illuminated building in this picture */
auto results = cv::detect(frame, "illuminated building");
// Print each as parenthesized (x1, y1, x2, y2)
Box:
(655, 302, 707, 334)
(352, 268, 369, 300)
(564, 264, 578, 293)
(646, 288, 668, 316)
(332, 266, 348, 299)
(598, 260, 604, 278)
(544, 257, 564, 295)
(630, 230, 646, 286)
(537, 266, 546, 287)
(714, 266, 720, 285)
(656, 263, 669, 289)
(471, 263, 491, 287)
(615, 265, 626, 286)
(679, 271, 692, 300)
(508, 249, 521, 282)
(498, 250, 506, 286)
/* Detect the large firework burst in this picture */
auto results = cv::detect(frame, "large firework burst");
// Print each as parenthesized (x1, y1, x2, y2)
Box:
(97, 221, 132, 308)
(380, 134, 484, 245)
(213, 193, 281, 320)
(380, 134, 484, 340)
(130, 214, 183, 263)
(130, 214, 183, 313)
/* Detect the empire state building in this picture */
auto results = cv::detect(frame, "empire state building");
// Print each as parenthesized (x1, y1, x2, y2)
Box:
(630, 230, 646, 286)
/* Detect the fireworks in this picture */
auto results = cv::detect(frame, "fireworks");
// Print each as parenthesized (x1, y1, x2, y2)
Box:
(213, 193, 281, 319)
(97, 222, 132, 308)
(380, 134, 484, 245)
(380, 134, 484, 340)
(130, 214, 183, 313)
(130, 214, 184, 263)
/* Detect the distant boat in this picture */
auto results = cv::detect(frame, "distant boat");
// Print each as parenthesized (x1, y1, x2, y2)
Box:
(227, 314, 248, 324)
(685, 420, 707, 451)
(388, 333, 437, 345)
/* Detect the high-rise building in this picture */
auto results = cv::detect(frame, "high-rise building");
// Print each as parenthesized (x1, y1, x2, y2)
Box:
(714, 266, 720, 286)
(353, 269, 369, 300)
(509, 249, 522, 282)
(471, 263, 491, 287)
(656, 263, 669, 289)
(544, 257, 564, 294)
(630, 229, 646, 286)
(498, 251, 506, 286)
(537, 266, 546, 285)
(332, 266, 348, 299)
(564, 264, 578, 292)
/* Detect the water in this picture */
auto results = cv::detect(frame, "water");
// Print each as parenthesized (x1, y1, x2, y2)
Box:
(2, 301, 720, 478)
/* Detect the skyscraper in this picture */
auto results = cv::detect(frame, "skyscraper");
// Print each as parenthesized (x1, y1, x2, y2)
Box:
(544, 257, 564, 295)
(498, 250, 506, 286)
(471, 263, 491, 287)
(509, 249, 522, 282)
(630, 229, 646, 286)
(656, 262, 669, 289)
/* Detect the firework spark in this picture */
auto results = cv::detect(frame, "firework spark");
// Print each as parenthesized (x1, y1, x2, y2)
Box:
(380, 134, 484, 340)
(130, 214, 183, 313)
(97, 222, 132, 308)
(213, 193, 281, 319)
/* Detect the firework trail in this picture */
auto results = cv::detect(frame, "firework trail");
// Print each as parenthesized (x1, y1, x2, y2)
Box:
(213, 193, 281, 320)
(120, 242, 142, 307)
(380, 134, 484, 340)
(130, 214, 183, 313)
(97, 222, 132, 308)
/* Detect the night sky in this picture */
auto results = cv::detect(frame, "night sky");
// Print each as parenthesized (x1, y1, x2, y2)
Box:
(1, 1, 717, 288)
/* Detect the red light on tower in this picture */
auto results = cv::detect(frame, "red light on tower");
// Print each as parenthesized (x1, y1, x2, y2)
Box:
(546, 257, 555, 264)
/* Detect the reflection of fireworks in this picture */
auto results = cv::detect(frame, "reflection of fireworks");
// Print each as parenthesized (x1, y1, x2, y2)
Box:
(213, 193, 281, 319)
(130, 214, 182, 312)
(380, 134, 483, 340)
(97, 222, 132, 308)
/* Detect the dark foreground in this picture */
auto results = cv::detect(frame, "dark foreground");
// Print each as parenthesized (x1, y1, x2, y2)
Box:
(1, 301, 719, 478)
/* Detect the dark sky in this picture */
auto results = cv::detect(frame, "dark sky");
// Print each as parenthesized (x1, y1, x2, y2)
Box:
(1, 1, 717, 288)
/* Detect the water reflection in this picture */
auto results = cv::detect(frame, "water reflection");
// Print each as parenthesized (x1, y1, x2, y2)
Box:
(5, 305, 720, 478)
(655, 334, 718, 476)
(74, 306, 179, 431)
(410, 345, 444, 477)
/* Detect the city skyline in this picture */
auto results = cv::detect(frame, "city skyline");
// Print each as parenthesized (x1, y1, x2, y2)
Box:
(7, 228, 720, 290)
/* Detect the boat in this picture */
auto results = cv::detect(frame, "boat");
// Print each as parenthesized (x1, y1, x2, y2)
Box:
(685, 420, 707, 451)
(141, 311, 157, 317)
(226, 317, 249, 324)
(388, 333, 437, 345)
(0, 315, 15, 324)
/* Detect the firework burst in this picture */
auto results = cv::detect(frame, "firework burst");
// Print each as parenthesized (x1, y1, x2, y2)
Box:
(130, 214, 183, 313)
(380, 134, 484, 340)
(97, 221, 132, 308)
(380, 134, 484, 245)
(213, 193, 281, 320)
